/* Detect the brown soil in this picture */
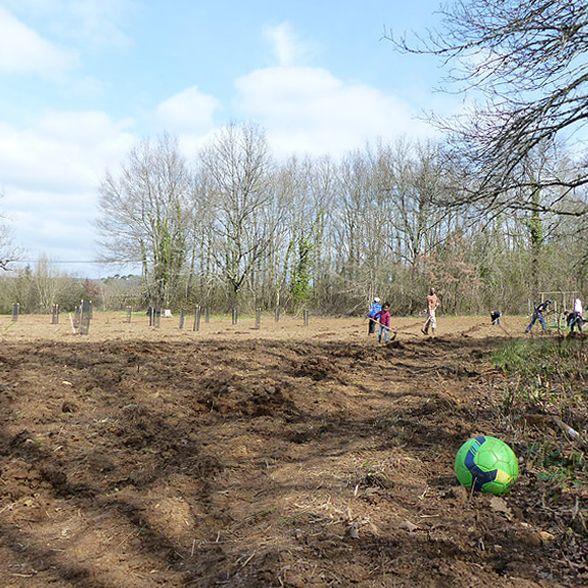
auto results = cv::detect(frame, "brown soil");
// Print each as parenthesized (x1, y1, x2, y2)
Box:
(0, 311, 531, 344)
(0, 333, 585, 586)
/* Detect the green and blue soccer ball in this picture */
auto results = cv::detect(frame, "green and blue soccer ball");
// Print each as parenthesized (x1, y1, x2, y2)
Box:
(455, 436, 519, 495)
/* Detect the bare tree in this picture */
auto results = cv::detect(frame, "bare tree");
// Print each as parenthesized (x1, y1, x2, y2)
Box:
(184, 171, 216, 305)
(199, 123, 284, 305)
(389, 0, 588, 216)
(0, 195, 21, 271)
(97, 135, 191, 306)
(335, 147, 388, 309)
(33, 255, 60, 311)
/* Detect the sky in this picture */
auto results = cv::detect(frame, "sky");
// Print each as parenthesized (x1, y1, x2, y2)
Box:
(0, 0, 454, 277)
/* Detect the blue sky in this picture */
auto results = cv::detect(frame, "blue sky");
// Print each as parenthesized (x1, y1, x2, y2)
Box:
(0, 0, 454, 276)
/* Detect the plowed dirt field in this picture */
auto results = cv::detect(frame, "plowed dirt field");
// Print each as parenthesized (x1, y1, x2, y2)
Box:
(0, 314, 584, 586)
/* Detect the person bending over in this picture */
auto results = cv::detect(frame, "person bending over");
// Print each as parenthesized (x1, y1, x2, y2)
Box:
(375, 302, 397, 344)
(567, 297, 584, 333)
(526, 300, 552, 334)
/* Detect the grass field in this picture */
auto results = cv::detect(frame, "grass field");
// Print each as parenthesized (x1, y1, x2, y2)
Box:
(0, 313, 584, 586)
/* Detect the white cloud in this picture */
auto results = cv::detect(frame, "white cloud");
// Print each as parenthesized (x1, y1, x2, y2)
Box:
(10, 200, 95, 246)
(9, 201, 111, 275)
(153, 85, 220, 158)
(2, 0, 135, 48)
(69, 75, 106, 99)
(0, 110, 134, 266)
(263, 21, 312, 66)
(64, 0, 135, 48)
(0, 6, 75, 75)
(234, 65, 435, 157)
(156, 86, 219, 134)
(0, 110, 134, 192)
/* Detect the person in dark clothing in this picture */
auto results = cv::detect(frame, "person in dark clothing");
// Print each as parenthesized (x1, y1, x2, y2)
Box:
(567, 303, 584, 333)
(568, 297, 584, 333)
(490, 311, 502, 325)
(567, 312, 583, 333)
(525, 300, 552, 334)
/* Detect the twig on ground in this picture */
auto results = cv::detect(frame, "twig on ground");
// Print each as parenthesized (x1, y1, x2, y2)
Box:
(238, 550, 257, 569)
(468, 478, 477, 503)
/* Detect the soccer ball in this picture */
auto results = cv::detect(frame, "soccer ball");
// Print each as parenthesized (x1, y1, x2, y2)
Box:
(454, 436, 519, 495)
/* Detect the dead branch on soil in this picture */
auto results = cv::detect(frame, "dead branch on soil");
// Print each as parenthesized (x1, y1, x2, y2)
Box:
(523, 414, 583, 446)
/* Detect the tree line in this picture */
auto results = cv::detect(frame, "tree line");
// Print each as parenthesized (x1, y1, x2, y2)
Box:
(0, 127, 585, 316)
(92, 125, 586, 315)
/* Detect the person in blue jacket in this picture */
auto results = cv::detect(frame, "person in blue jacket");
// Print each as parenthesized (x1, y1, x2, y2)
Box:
(367, 297, 382, 335)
